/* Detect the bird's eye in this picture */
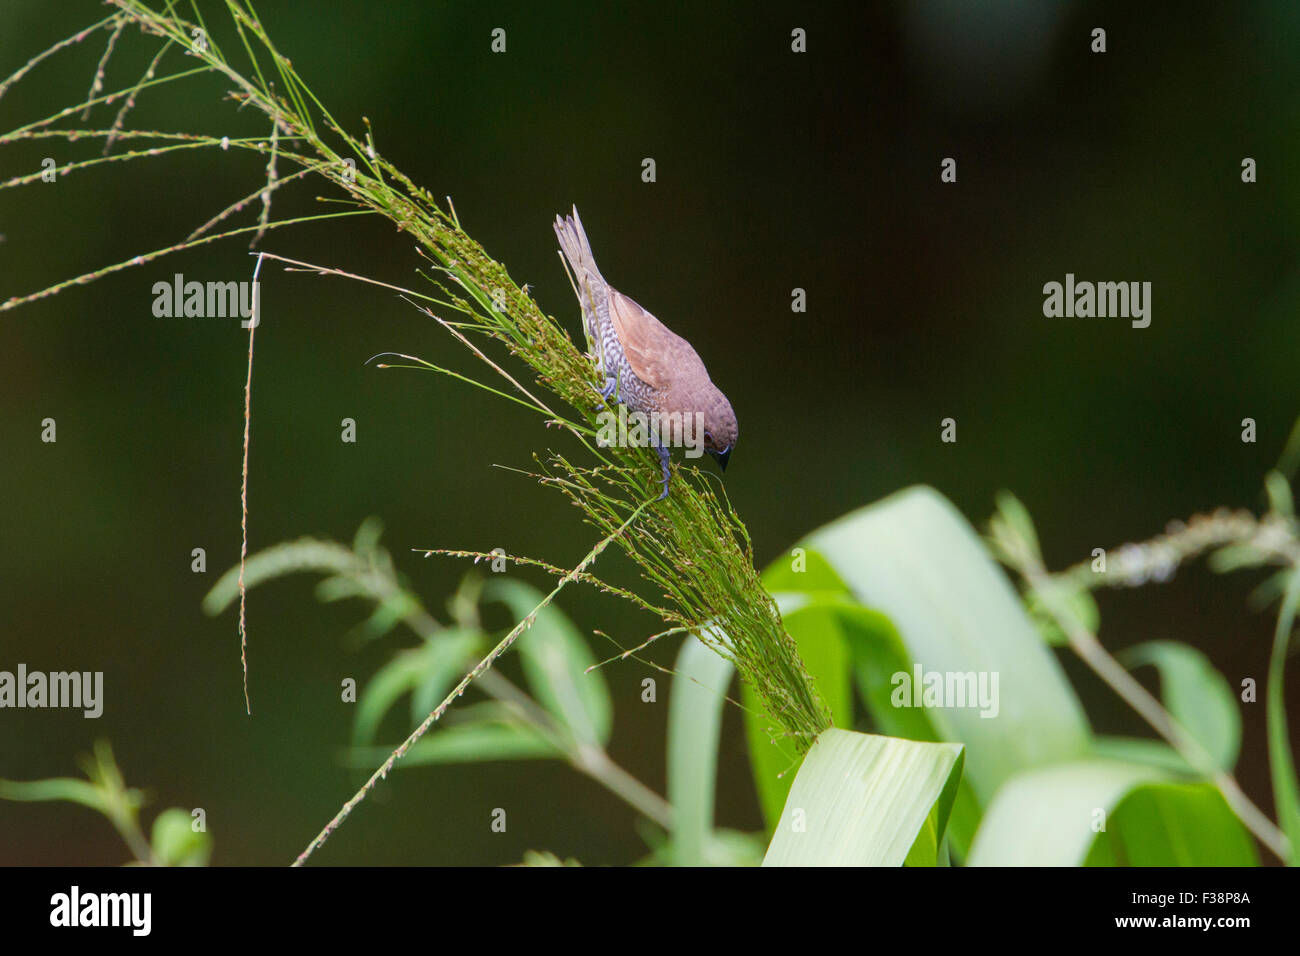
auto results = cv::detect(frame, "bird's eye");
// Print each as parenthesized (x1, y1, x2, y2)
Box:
(704, 431, 713, 443)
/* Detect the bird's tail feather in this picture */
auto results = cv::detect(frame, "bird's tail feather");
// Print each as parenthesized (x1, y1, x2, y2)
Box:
(553, 205, 604, 288)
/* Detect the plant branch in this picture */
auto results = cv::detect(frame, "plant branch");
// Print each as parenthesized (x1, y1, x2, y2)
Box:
(292, 499, 653, 865)
(1022, 559, 1289, 861)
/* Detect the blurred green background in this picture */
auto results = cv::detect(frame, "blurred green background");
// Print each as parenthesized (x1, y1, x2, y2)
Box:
(1, 0, 1298, 864)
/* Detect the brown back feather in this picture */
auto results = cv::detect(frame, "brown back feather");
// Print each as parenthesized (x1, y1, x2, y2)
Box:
(607, 290, 699, 392)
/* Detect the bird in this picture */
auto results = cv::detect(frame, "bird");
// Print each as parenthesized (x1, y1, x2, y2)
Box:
(553, 206, 737, 500)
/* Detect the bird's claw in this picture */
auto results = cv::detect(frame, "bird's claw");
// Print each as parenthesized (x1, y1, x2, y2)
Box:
(589, 375, 617, 411)
(655, 443, 671, 501)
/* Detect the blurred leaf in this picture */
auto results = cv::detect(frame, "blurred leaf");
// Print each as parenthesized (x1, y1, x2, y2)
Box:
(833, 601, 983, 859)
(640, 827, 767, 867)
(969, 760, 1159, 865)
(762, 545, 853, 593)
(150, 808, 212, 867)
(315, 574, 368, 603)
(778, 487, 1092, 819)
(1084, 782, 1258, 866)
(1209, 542, 1268, 573)
(1249, 568, 1294, 610)
(2, 741, 146, 830)
(1265, 470, 1295, 518)
(349, 721, 560, 766)
(1025, 581, 1099, 647)
(202, 538, 360, 615)
(0, 743, 167, 865)
(409, 630, 483, 726)
(486, 578, 611, 747)
(351, 630, 481, 747)
(668, 633, 735, 865)
(969, 760, 1255, 865)
(1090, 736, 1194, 775)
(988, 490, 1042, 567)
(762, 729, 964, 866)
(353, 648, 432, 747)
(699, 829, 766, 867)
(357, 592, 421, 641)
(1118, 640, 1241, 772)
(353, 517, 385, 556)
(446, 574, 485, 630)
(633, 817, 671, 863)
(1277, 416, 1300, 481)
(0, 776, 111, 814)
(518, 850, 581, 866)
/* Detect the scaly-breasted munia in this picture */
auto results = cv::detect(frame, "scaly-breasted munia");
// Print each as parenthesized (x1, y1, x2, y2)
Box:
(554, 206, 737, 499)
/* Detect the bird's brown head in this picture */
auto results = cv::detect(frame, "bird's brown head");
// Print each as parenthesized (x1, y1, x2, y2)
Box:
(700, 383, 738, 472)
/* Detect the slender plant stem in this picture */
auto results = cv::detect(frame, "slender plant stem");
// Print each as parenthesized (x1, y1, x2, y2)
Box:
(478, 670, 673, 828)
(572, 748, 674, 828)
(113, 816, 157, 866)
(1026, 564, 1289, 861)
(236, 253, 263, 716)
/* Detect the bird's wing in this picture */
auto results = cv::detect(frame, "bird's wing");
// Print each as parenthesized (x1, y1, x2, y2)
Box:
(608, 290, 690, 391)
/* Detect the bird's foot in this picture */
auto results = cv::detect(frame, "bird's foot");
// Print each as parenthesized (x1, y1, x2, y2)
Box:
(589, 375, 617, 411)
(655, 443, 671, 501)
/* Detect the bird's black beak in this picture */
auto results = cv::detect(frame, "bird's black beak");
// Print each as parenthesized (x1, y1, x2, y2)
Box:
(709, 446, 732, 472)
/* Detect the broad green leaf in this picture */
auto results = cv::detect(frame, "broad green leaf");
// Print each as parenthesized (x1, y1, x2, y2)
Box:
(151, 808, 212, 867)
(747, 588, 983, 858)
(1119, 640, 1241, 771)
(1084, 782, 1258, 866)
(763, 729, 964, 867)
(968, 759, 1255, 865)
(764, 546, 853, 594)
(828, 598, 983, 858)
(668, 635, 735, 865)
(968, 760, 1160, 866)
(741, 592, 852, 836)
(905, 798, 948, 867)
(790, 487, 1091, 808)
(485, 578, 612, 747)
